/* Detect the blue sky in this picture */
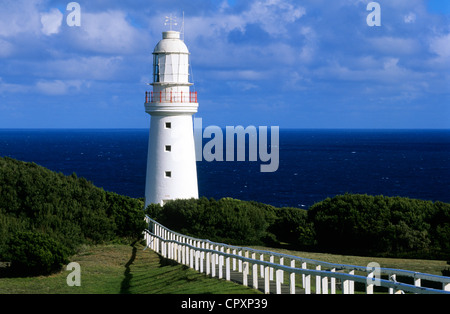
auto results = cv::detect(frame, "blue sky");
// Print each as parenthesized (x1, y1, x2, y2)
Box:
(0, 0, 449, 129)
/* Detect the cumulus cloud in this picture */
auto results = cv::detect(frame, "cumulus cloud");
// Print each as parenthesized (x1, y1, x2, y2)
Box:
(181, 0, 306, 43)
(369, 37, 420, 56)
(0, 0, 41, 37)
(0, 39, 14, 57)
(404, 12, 416, 23)
(42, 56, 125, 81)
(430, 33, 450, 58)
(40, 8, 63, 36)
(71, 10, 144, 54)
(0, 0, 448, 128)
(242, 0, 306, 36)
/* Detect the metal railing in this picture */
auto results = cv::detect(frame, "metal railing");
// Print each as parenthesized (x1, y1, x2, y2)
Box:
(145, 91, 198, 104)
(144, 216, 450, 294)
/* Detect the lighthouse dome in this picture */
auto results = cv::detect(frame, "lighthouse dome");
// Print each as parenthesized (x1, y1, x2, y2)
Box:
(153, 31, 189, 54)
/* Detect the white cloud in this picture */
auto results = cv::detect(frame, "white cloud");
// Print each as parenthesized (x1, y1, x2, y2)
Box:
(0, 77, 86, 96)
(0, 39, 14, 57)
(72, 10, 145, 54)
(35, 79, 85, 95)
(243, 0, 306, 36)
(0, 0, 42, 37)
(404, 12, 416, 24)
(430, 33, 450, 58)
(0, 77, 29, 94)
(184, 0, 306, 40)
(42, 56, 124, 81)
(40, 8, 63, 36)
(369, 37, 420, 56)
(298, 26, 317, 63)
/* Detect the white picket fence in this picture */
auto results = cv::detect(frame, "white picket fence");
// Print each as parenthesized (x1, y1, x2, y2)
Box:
(144, 216, 450, 294)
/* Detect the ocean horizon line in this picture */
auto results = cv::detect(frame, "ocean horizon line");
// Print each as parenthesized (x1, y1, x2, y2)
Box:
(0, 127, 449, 132)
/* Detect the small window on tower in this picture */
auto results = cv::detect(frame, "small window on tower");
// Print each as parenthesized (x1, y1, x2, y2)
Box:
(165, 145, 172, 152)
(165, 171, 172, 178)
(153, 55, 160, 83)
(165, 122, 172, 129)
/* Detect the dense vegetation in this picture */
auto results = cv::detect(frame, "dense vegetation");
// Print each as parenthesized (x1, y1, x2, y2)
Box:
(0, 157, 146, 276)
(146, 195, 450, 260)
(1, 156, 449, 277)
(309, 194, 450, 259)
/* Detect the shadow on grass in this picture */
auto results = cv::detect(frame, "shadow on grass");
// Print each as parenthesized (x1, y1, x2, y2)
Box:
(120, 241, 138, 294)
(157, 254, 188, 269)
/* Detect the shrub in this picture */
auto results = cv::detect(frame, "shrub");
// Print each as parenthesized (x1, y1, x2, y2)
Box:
(308, 194, 450, 259)
(6, 231, 69, 276)
(0, 157, 147, 274)
(146, 197, 276, 245)
(269, 207, 315, 249)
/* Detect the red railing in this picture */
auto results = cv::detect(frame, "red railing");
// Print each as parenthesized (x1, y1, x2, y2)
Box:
(145, 91, 198, 104)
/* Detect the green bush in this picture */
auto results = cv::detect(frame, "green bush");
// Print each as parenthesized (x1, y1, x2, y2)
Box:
(0, 157, 146, 276)
(6, 231, 69, 276)
(146, 197, 277, 245)
(308, 194, 450, 258)
(147, 194, 450, 260)
(269, 207, 315, 249)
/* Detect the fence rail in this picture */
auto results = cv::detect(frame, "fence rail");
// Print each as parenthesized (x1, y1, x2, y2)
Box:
(144, 216, 450, 294)
(145, 91, 198, 104)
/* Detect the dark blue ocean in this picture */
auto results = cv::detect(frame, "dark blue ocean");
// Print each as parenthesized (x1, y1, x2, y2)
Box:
(0, 129, 449, 208)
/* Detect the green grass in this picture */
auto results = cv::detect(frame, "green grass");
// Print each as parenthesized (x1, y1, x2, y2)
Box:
(251, 246, 448, 276)
(1, 242, 447, 294)
(0, 242, 261, 294)
(251, 245, 448, 294)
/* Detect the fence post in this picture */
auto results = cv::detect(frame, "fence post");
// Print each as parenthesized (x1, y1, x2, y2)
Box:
(316, 265, 321, 294)
(243, 261, 249, 287)
(389, 274, 396, 294)
(238, 250, 243, 272)
(349, 270, 355, 294)
(206, 243, 211, 276)
(195, 249, 200, 272)
(276, 269, 283, 294)
(331, 268, 336, 294)
(226, 255, 230, 281)
(211, 252, 216, 278)
(444, 283, 450, 292)
(279, 257, 284, 284)
(367, 271, 374, 294)
(322, 276, 329, 294)
(200, 242, 204, 273)
(269, 255, 274, 281)
(260, 254, 265, 278)
(290, 260, 296, 294)
(305, 273, 311, 294)
(218, 251, 223, 279)
(264, 266, 270, 294)
(415, 278, 421, 288)
(301, 262, 307, 288)
(177, 241, 181, 263)
(252, 253, 258, 290)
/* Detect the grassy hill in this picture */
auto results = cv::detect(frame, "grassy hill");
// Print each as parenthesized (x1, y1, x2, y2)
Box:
(1, 156, 449, 285)
(0, 242, 260, 294)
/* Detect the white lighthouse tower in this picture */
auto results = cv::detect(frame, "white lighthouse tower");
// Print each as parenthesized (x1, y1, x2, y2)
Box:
(144, 30, 199, 208)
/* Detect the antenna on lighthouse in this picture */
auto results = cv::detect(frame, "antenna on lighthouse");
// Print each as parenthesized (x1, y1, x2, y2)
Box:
(181, 11, 185, 41)
(164, 14, 178, 30)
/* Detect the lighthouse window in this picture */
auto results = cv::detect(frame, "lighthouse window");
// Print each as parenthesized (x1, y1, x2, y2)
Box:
(165, 171, 172, 178)
(165, 145, 172, 152)
(153, 55, 160, 83)
(165, 122, 172, 129)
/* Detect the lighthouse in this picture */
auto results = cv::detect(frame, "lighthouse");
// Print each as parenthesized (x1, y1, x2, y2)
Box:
(144, 30, 199, 208)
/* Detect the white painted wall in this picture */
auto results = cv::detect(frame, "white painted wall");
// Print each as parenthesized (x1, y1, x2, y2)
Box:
(144, 30, 199, 208)
(145, 114, 199, 207)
